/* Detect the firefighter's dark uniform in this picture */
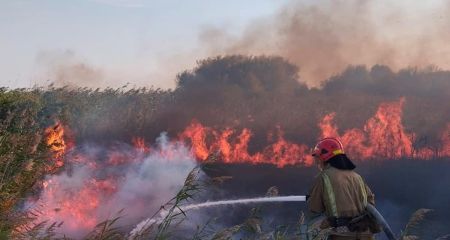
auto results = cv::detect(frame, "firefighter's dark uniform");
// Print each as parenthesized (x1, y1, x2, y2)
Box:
(308, 165, 375, 240)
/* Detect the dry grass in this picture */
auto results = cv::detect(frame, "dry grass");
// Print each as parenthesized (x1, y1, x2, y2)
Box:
(400, 208, 433, 239)
(84, 210, 124, 240)
(0, 87, 449, 239)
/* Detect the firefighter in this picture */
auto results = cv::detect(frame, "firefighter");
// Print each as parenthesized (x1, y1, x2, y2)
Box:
(307, 137, 380, 240)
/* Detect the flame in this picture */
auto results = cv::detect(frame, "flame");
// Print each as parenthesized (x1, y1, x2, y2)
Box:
(44, 122, 67, 168)
(29, 98, 448, 237)
(30, 134, 194, 237)
(319, 98, 449, 159)
(319, 113, 339, 139)
(36, 177, 117, 232)
(132, 137, 151, 153)
(178, 121, 210, 160)
(181, 98, 449, 165)
(179, 121, 313, 167)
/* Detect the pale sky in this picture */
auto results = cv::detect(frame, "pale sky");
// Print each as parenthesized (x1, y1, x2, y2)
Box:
(2, 0, 449, 89)
(0, 0, 289, 89)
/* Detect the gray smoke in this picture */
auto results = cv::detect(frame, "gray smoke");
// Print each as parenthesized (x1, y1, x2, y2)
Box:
(200, 0, 450, 87)
(33, 1, 450, 90)
(35, 50, 105, 89)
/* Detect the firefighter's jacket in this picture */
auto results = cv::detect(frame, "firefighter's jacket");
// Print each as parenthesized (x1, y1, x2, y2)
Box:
(307, 166, 376, 239)
(308, 165, 375, 226)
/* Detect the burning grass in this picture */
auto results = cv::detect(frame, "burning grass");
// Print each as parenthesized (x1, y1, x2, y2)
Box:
(0, 56, 449, 238)
(8, 165, 443, 240)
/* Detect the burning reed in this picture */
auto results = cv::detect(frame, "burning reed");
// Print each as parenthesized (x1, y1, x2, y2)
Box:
(0, 55, 449, 238)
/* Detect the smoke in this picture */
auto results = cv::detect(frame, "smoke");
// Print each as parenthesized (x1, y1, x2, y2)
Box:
(34, 50, 166, 89)
(37, 54, 449, 159)
(11, 1, 450, 238)
(25, 53, 450, 238)
(200, 0, 450, 87)
(25, 21, 450, 237)
(35, 50, 105, 88)
(30, 1, 450, 90)
(28, 133, 196, 238)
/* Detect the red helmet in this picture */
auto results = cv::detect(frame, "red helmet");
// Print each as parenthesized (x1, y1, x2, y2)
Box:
(312, 137, 345, 162)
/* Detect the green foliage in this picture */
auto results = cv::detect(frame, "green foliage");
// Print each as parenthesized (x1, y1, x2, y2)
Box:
(0, 89, 52, 235)
(177, 55, 302, 95)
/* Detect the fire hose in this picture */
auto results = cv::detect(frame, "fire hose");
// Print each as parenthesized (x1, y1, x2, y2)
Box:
(366, 203, 396, 240)
(306, 203, 396, 240)
(131, 196, 396, 239)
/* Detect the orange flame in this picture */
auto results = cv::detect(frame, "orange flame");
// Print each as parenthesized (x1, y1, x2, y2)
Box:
(181, 98, 449, 165)
(179, 121, 211, 160)
(179, 121, 313, 167)
(32, 133, 191, 236)
(319, 113, 339, 139)
(319, 98, 449, 159)
(37, 177, 117, 232)
(29, 98, 449, 237)
(44, 122, 69, 168)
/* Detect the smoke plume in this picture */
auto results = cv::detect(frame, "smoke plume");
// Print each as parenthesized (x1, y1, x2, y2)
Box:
(35, 50, 105, 88)
(200, 0, 450, 87)
(28, 133, 196, 238)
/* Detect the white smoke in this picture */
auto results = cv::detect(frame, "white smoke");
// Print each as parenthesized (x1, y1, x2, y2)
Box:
(28, 133, 196, 239)
(102, 134, 196, 221)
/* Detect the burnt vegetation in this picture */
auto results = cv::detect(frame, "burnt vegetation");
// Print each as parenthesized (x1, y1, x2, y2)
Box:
(0, 55, 449, 239)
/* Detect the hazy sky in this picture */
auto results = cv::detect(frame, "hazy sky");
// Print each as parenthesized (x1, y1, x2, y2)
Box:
(2, 0, 449, 89)
(0, 0, 289, 88)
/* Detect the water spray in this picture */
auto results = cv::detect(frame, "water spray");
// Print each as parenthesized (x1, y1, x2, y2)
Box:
(130, 196, 396, 240)
(129, 195, 306, 237)
(181, 195, 306, 210)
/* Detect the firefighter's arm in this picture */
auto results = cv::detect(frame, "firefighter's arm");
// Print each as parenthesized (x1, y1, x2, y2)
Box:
(365, 182, 375, 205)
(307, 175, 325, 214)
